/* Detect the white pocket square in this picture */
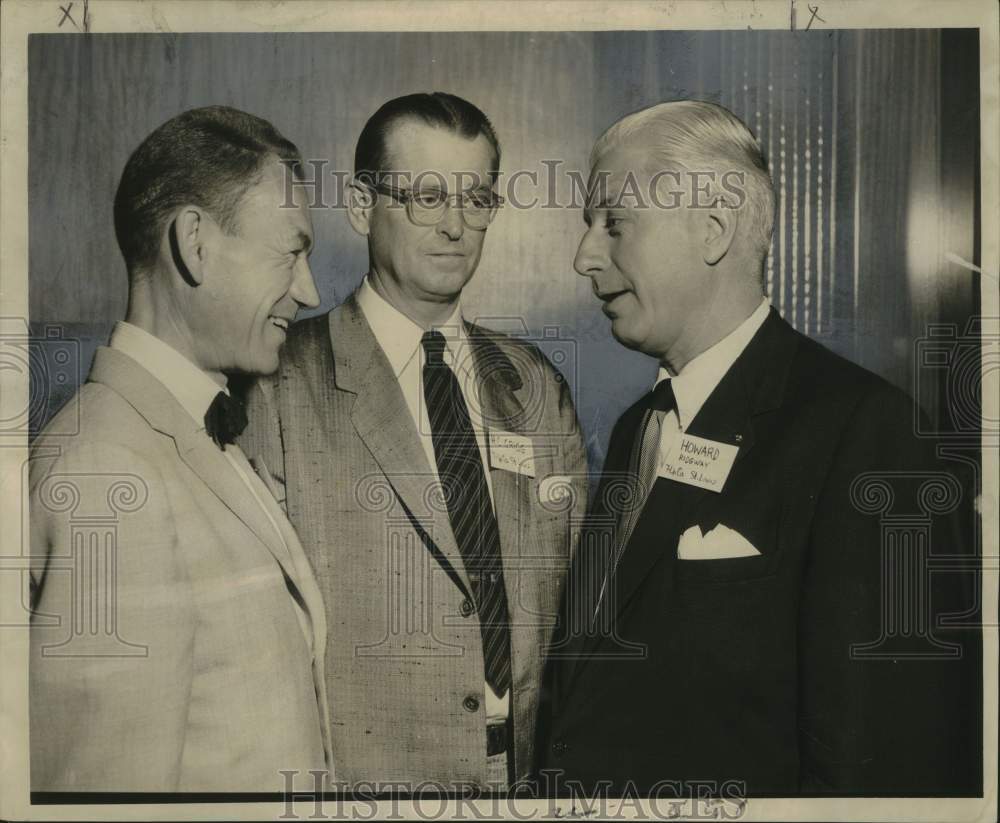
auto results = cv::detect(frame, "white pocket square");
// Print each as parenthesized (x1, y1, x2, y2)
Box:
(677, 524, 761, 560)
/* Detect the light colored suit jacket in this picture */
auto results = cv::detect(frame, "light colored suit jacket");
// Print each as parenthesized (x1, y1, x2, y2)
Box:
(29, 347, 331, 791)
(240, 293, 588, 788)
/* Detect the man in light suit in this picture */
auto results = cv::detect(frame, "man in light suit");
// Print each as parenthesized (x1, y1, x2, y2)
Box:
(539, 101, 980, 796)
(240, 92, 588, 791)
(29, 106, 332, 791)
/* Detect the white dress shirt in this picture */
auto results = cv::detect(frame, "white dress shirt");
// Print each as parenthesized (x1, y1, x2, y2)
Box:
(655, 298, 771, 447)
(356, 276, 510, 723)
(357, 276, 495, 504)
(108, 321, 314, 652)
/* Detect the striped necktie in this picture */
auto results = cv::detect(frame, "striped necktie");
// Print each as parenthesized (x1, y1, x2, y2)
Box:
(421, 330, 512, 697)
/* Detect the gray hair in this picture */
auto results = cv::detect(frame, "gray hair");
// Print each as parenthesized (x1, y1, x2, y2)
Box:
(591, 100, 775, 262)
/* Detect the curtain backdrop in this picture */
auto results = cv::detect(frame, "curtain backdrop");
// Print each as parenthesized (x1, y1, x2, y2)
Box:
(28, 30, 981, 464)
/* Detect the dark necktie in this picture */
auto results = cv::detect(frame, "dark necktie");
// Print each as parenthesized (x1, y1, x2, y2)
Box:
(595, 378, 677, 616)
(421, 330, 512, 698)
(204, 390, 247, 449)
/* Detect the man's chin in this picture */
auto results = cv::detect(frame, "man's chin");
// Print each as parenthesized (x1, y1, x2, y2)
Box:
(259, 353, 282, 376)
(231, 351, 281, 378)
(425, 274, 475, 297)
(609, 321, 642, 353)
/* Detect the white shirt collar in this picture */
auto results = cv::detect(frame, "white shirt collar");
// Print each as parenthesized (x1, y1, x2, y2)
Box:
(655, 299, 771, 430)
(108, 321, 226, 426)
(356, 274, 469, 376)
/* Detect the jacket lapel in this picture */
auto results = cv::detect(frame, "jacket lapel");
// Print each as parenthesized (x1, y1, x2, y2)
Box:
(249, 455, 324, 631)
(597, 309, 799, 629)
(328, 296, 473, 596)
(559, 396, 648, 689)
(466, 323, 530, 556)
(466, 325, 535, 650)
(252, 456, 334, 768)
(89, 347, 297, 579)
(176, 430, 297, 570)
(93, 343, 334, 772)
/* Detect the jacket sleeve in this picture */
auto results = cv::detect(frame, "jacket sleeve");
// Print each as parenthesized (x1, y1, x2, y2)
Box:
(797, 382, 981, 794)
(29, 441, 196, 791)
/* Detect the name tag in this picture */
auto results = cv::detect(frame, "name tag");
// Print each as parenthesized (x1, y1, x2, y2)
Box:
(657, 432, 738, 493)
(488, 431, 535, 477)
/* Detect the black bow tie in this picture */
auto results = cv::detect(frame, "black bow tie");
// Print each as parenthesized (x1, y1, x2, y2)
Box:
(204, 390, 247, 449)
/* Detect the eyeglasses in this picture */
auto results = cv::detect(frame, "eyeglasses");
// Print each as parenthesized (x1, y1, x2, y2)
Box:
(364, 181, 503, 230)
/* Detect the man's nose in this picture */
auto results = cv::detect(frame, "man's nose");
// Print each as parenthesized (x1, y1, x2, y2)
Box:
(291, 257, 321, 309)
(574, 228, 608, 278)
(435, 200, 465, 241)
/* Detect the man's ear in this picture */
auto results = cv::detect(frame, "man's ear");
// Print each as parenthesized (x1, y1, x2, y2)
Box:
(701, 200, 739, 266)
(346, 180, 375, 237)
(169, 206, 208, 286)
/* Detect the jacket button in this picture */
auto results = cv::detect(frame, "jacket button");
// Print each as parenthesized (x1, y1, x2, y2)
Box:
(463, 695, 480, 713)
(460, 599, 475, 617)
(552, 740, 569, 757)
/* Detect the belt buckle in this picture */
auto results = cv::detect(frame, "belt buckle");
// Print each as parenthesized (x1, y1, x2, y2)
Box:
(486, 721, 508, 756)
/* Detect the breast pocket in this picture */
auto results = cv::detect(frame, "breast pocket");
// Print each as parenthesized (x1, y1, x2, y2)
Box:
(670, 554, 778, 619)
(672, 520, 779, 590)
(674, 553, 774, 587)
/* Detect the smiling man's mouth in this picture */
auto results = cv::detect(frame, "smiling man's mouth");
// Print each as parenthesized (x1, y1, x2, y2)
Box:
(270, 316, 290, 330)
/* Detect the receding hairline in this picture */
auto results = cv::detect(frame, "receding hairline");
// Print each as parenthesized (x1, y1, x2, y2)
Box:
(589, 134, 697, 181)
(378, 116, 501, 174)
(592, 100, 764, 163)
(586, 100, 777, 262)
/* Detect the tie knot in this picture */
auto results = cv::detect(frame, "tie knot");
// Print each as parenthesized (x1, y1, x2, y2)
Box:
(648, 379, 676, 413)
(421, 330, 448, 367)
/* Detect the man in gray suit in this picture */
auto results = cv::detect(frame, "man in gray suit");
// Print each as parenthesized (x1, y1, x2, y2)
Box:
(241, 92, 588, 791)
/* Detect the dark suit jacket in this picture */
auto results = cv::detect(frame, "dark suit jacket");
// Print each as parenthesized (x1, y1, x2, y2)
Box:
(539, 309, 981, 797)
(239, 292, 588, 789)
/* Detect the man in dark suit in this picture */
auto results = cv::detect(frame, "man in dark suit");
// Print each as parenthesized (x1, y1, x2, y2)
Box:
(539, 100, 980, 797)
(240, 93, 588, 791)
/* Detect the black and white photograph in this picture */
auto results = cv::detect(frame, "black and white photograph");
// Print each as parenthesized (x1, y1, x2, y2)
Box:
(0, 1, 996, 820)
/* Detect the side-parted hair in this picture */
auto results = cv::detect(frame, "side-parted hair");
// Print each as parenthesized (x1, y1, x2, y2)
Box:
(354, 92, 501, 184)
(592, 100, 776, 263)
(114, 105, 303, 276)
